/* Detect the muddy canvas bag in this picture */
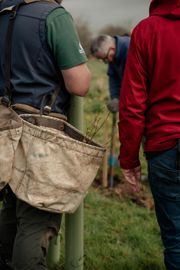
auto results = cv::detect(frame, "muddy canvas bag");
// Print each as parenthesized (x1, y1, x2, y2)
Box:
(4, 2, 105, 213)
(0, 103, 22, 190)
(10, 114, 105, 213)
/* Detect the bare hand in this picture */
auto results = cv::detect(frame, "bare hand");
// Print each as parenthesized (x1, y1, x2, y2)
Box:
(121, 166, 141, 193)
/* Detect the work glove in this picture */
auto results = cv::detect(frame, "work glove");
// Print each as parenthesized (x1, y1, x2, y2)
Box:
(121, 165, 141, 193)
(106, 98, 119, 113)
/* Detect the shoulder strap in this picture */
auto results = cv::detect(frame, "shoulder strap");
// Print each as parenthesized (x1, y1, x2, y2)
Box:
(2, 3, 22, 106)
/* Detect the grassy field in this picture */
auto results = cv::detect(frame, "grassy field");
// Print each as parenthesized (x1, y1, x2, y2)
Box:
(84, 189, 163, 270)
(54, 59, 164, 270)
(55, 188, 164, 270)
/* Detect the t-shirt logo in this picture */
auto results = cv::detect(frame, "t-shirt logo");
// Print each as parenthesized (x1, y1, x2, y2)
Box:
(79, 42, 85, 54)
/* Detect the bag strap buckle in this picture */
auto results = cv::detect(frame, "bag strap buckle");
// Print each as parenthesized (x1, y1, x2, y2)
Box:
(43, 105, 51, 115)
(1, 96, 11, 107)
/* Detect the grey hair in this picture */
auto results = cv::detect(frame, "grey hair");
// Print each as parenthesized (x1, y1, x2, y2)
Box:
(90, 35, 115, 56)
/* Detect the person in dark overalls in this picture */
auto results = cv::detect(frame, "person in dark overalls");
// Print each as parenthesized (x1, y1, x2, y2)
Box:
(0, 0, 91, 269)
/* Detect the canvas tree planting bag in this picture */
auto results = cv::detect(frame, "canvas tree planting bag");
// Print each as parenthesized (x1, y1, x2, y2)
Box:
(10, 114, 105, 213)
(2, 1, 105, 213)
(0, 104, 22, 190)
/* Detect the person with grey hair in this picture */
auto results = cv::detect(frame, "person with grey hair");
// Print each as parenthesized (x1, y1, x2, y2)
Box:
(90, 34, 130, 113)
(0, 0, 90, 269)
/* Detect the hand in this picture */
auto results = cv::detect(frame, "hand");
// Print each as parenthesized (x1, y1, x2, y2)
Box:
(121, 166, 141, 193)
(106, 98, 119, 113)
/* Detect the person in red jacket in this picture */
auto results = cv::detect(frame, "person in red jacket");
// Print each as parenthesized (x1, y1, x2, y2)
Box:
(119, 0, 180, 269)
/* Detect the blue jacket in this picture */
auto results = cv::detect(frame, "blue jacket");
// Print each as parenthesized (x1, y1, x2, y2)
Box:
(108, 35, 130, 99)
(0, 0, 71, 115)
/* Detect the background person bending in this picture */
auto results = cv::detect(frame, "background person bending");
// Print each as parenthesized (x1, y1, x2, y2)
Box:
(90, 34, 130, 113)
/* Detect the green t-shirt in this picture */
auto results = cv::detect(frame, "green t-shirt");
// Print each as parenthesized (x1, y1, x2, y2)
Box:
(46, 7, 87, 70)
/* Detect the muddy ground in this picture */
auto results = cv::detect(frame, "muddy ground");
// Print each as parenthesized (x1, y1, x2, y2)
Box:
(94, 174, 154, 210)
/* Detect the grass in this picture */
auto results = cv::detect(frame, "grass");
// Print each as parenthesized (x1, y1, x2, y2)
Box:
(54, 188, 164, 270)
(53, 59, 164, 270)
(84, 189, 164, 270)
(84, 59, 109, 144)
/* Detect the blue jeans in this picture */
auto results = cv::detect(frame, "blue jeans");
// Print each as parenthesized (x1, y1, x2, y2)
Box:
(148, 146, 180, 270)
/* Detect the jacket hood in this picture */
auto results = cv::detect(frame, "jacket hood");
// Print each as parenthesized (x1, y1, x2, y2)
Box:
(150, 0, 180, 19)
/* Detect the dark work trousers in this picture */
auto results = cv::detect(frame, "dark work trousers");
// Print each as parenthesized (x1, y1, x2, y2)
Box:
(148, 145, 180, 270)
(0, 186, 62, 270)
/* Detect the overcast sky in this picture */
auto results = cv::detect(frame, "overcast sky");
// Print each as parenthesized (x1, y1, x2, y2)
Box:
(63, 0, 150, 34)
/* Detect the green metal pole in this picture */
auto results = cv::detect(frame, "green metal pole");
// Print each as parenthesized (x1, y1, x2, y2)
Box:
(65, 95, 84, 270)
(47, 232, 61, 269)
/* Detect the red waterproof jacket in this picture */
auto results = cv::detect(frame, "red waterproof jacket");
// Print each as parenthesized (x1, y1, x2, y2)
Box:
(119, 0, 180, 169)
